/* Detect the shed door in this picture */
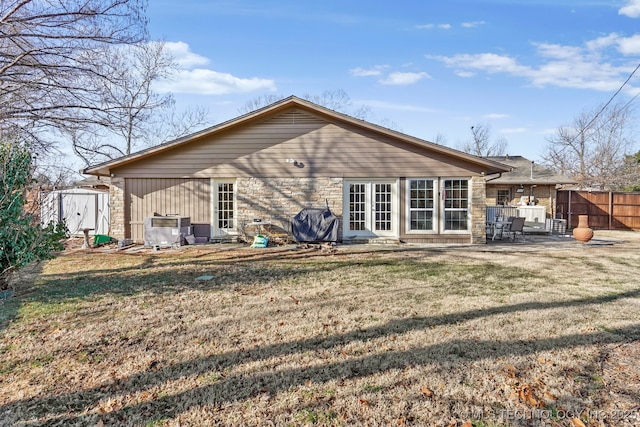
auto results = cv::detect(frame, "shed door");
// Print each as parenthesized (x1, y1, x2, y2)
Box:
(344, 180, 398, 238)
(61, 193, 97, 235)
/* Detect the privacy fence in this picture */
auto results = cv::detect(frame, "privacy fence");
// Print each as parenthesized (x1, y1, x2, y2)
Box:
(556, 190, 640, 230)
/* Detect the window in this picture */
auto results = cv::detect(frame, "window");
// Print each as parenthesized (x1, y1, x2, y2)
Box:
(443, 179, 468, 231)
(408, 179, 435, 231)
(497, 189, 510, 206)
(349, 183, 367, 231)
(375, 183, 392, 231)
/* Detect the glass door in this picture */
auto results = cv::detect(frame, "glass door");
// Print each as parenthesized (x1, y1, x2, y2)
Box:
(213, 180, 236, 236)
(345, 180, 397, 237)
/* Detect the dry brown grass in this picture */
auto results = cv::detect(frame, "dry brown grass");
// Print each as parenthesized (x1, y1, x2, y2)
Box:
(1, 232, 639, 426)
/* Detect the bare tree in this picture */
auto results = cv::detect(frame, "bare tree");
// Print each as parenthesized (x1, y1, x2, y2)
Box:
(238, 89, 371, 120)
(433, 132, 449, 146)
(459, 123, 508, 157)
(0, 0, 148, 152)
(542, 102, 636, 189)
(150, 105, 211, 144)
(611, 150, 640, 191)
(31, 152, 79, 187)
(239, 94, 288, 115)
(69, 41, 212, 165)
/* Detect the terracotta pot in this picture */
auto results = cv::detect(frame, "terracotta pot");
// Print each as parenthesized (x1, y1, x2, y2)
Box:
(572, 215, 594, 243)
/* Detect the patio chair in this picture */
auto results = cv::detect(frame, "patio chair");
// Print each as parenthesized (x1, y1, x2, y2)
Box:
(492, 215, 513, 240)
(507, 217, 526, 241)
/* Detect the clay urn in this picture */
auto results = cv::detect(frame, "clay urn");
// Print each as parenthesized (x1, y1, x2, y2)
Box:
(572, 215, 594, 243)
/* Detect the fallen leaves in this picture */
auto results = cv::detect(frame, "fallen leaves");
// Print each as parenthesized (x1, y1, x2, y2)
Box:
(516, 384, 541, 407)
(503, 363, 519, 379)
(419, 385, 434, 398)
(571, 418, 587, 427)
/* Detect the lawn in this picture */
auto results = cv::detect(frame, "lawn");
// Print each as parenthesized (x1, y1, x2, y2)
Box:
(1, 233, 639, 426)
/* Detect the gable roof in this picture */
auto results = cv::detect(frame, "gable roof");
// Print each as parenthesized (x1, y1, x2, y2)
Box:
(485, 155, 576, 185)
(84, 96, 510, 176)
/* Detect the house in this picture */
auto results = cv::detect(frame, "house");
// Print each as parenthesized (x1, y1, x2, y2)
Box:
(74, 175, 111, 191)
(484, 155, 576, 222)
(83, 96, 510, 244)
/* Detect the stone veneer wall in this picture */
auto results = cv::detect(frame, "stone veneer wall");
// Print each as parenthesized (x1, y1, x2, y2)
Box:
(470, 176, 487, 244)
(108, 176, 488, 244)
(109, 177, 126, 240)
(236, 177, 343, 237)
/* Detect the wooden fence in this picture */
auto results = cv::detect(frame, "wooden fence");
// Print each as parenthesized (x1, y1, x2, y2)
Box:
(556, 190, 640, 230)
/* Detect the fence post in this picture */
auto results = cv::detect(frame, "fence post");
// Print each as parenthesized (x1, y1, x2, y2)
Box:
(568, 190, 572, 228)
(609, 191, 613, 230)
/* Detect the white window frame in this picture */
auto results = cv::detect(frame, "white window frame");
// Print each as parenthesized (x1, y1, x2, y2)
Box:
(343, 179, 399, 238)
(405, 178, 438, 234)
(211, 179, 237, 237)
(440, 178, 471, 234)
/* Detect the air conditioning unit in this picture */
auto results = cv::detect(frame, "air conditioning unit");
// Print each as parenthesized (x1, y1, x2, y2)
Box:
(144, 216, 191, 247)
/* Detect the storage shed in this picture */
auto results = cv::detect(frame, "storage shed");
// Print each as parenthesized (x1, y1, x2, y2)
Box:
(40, 188, 110, 236)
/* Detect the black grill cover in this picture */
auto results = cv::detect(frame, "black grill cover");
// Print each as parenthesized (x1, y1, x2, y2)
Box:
(291, 207, 339, 243)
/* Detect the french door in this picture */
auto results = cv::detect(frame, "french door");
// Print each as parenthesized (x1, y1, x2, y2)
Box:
(344, 180, 398, 237)
(212, 180, 236, 237)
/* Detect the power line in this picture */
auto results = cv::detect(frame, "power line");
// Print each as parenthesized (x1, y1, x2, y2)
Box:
(552, 61, 640, 152)
(578, 61, 640, 138)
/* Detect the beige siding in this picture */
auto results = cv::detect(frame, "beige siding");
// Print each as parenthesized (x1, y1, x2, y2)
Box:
(126, 178, 210, 242)
(112, 108, 487, 179)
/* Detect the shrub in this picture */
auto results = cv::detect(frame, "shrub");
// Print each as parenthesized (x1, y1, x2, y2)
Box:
(0, 142, 67, 289)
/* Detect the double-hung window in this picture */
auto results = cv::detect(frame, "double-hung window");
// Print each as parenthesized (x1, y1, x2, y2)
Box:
(443, 179, 469, 231)
(408, 179, 435, 231)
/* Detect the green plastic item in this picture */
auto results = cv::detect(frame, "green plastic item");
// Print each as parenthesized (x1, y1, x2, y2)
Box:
(251, 234, 269, 248)
(93, 234, 112, 245)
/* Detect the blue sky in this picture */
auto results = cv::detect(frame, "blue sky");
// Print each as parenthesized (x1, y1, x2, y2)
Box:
(147, 0, 640, 161)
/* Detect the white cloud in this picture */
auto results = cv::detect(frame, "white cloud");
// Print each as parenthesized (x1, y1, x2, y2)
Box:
(352, 66, 431, 86)
(154, 41, 276, 95)
(534, 42, 583, 60)
(619, 0, 640, 17)
(416, 23, 451, 30)
(455, 70, 476, 78)
(430, 33, 640, 93)
(156, 69, 276, 95)
(585, 33, 620, 51)
(617, 34, 640, 55)
(164, 41, 210, 68)
(379, 71, 431, 85)
(434, 53, 529, 74)
(350, 65, 389, 77)
(461, 21, 486, 28)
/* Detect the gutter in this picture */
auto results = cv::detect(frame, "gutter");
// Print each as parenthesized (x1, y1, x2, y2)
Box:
(485, 172, 503, 182)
